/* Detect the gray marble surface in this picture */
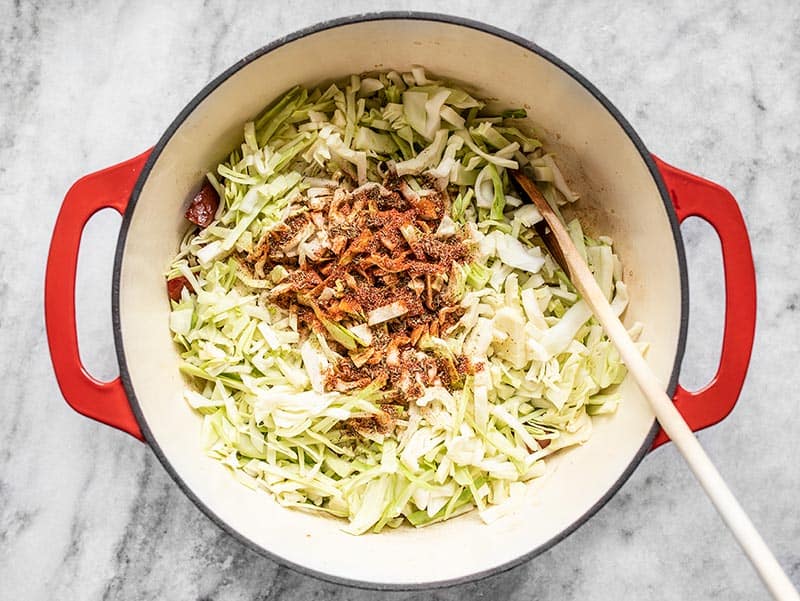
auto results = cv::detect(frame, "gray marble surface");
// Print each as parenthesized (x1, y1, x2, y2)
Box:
(1, 1, 798, 599)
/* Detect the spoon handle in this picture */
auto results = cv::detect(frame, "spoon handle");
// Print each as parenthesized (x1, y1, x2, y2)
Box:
(512, 171, 799, 601)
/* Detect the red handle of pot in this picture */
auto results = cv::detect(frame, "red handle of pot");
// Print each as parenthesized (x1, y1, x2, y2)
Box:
(650, 156, 756, 449)
(45, 151, 152, 441)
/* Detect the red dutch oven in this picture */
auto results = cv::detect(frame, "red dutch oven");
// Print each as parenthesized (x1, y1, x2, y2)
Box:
(45, 13, 755, 589)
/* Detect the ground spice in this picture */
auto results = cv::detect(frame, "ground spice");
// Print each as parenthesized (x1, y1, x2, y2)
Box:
(239, 170, 474, 409)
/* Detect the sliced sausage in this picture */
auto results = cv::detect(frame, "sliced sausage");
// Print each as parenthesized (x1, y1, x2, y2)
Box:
(185, 181, 219, 228)
(167, 276, 193, 301)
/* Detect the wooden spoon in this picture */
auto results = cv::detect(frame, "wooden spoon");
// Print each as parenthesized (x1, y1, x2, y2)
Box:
(510, 170, 799, 601)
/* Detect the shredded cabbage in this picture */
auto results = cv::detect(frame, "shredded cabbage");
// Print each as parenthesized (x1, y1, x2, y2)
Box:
(167, 68, 641, 534)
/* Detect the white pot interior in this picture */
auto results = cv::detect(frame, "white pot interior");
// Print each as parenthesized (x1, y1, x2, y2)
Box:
(117, 17, 683, 586)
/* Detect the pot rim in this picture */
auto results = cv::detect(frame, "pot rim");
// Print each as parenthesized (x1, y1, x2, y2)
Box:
(112, 11, 689, 591)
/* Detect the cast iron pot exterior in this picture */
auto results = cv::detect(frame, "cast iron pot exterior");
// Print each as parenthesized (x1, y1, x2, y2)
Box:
(45, 13, 756, 590)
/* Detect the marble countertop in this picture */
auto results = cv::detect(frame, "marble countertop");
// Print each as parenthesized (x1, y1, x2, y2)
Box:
(2, 1, 798, 599)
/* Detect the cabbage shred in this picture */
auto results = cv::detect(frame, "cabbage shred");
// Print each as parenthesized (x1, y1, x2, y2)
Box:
(167, 69, 643, 533)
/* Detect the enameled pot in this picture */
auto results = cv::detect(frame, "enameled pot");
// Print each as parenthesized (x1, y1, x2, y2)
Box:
(45, 13, 756, 589)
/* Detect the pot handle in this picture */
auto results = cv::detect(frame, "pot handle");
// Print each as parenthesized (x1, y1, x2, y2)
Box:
(45, 151, 152, 441)
(650, 156, 757, 449)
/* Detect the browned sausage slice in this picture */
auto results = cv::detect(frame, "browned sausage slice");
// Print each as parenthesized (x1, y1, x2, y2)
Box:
(167, 276, 193, 301)
(185, 181, 219, 228)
